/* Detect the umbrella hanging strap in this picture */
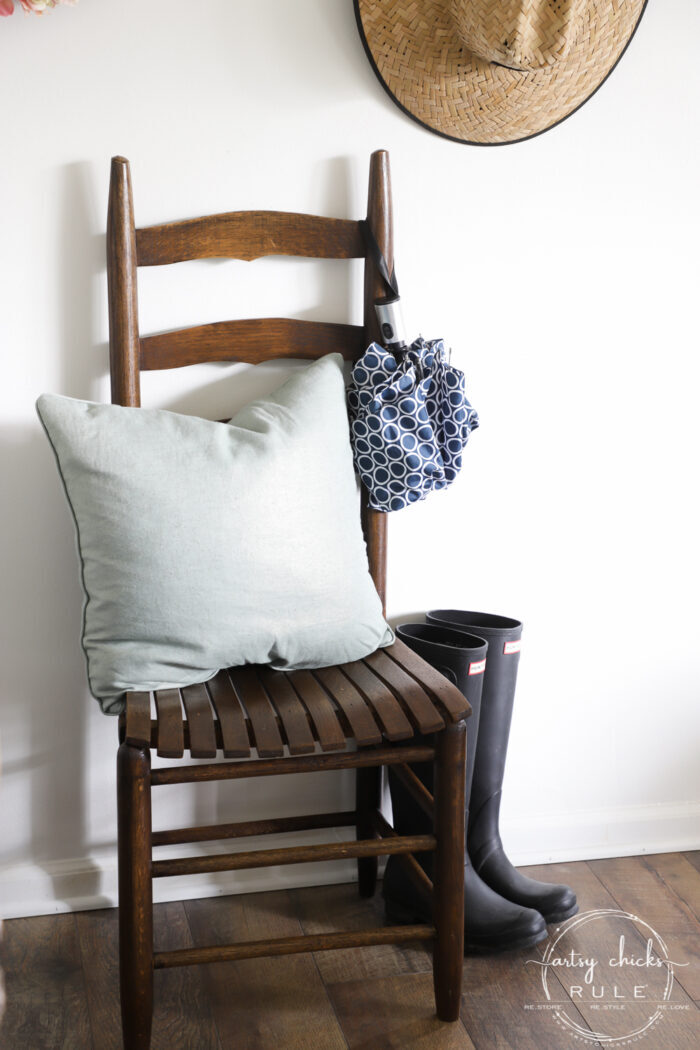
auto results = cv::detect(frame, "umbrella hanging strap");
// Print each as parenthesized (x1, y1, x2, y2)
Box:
(361, 220, 408, 350)
(360, 220, 399, 299)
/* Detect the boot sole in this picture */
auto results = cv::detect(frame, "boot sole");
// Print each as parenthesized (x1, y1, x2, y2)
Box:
(384, 898, 549, 955)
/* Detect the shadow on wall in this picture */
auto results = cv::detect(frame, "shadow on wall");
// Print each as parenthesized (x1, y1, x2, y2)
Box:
(0, 162, 108, 910)
(59, 160, 108, 401)
(2, 153, 381, 913)
(0, 426, 108, 909)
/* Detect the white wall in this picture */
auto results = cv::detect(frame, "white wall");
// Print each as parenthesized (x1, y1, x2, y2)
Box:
(1, 0, 699, 919)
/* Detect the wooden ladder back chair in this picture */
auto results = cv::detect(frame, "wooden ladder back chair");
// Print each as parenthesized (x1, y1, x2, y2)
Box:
(107, 150, 471, 1049)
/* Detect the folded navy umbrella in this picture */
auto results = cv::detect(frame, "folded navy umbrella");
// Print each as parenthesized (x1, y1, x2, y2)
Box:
(347, 337, 479, 512)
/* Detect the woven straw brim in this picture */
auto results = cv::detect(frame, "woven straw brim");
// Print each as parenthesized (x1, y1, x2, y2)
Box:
(355, 1, 648, 145)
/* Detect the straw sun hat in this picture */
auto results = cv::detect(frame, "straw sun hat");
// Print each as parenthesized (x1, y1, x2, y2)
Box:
(354, 1, 648, 145)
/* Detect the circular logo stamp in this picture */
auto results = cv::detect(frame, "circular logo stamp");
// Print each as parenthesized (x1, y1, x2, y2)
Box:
(526, 908, 688, 1046)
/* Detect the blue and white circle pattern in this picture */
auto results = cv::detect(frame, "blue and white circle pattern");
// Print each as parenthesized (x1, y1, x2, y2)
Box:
(347, 338, 479, 512)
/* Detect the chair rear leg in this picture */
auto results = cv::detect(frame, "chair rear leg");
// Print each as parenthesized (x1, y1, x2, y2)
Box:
(117, 742, 153, 1050)
(432, 721, 467, 1021)
(355, 764, 381, 896)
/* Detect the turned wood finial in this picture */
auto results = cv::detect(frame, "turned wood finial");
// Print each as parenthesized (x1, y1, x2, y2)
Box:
(107, 156, 141, 407)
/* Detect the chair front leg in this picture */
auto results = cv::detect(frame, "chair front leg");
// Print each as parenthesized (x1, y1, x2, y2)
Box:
(432, 720, 467, 1022)
(117, 742, 153, 1050)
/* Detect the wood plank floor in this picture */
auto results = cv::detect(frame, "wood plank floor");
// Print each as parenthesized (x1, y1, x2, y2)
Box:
(1, 853, 699, 1049)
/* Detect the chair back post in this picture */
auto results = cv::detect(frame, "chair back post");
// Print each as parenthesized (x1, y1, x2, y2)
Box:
(107, 156, 141, 408)
(362, 149, 392, 611)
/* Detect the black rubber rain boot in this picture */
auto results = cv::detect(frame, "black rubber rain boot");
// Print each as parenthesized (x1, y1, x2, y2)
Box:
(383, 622, 548, 953)
(427, 610, 578, 924)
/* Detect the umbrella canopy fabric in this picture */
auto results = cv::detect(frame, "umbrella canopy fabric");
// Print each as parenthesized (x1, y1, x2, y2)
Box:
(347, 338, 479, 512)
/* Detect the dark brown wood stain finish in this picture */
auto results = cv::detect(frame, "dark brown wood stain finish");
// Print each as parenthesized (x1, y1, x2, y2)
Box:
(131, 638, 474, 762)
(152, 689, 184, 759)
(148, 743, 436, 785)
(151, 832, 437, 881)
(340, 659, 414, 740)
(107, 157, 141, 408)
(314, 665, 383, 746)
(387, 638, 474, 722)
(205, 672, 250, 758)
(392, 761, 435, 818)
(123, 691, 151, 749)
(180, 684, 218, 759)
(151, 810, 357, 849)
(117, 743, 153, 1050)
(286, 668, 348, 752)
(364, 648, 445, 733)
(255, 667, 316, 756)
(373, 809, 435, 898)
(140, 317, 364, 371)
(135, 209, 365, 265)
(106, 150, 473, 1044)
(361, 150, 391, 606)
(227, 666, 284, 758)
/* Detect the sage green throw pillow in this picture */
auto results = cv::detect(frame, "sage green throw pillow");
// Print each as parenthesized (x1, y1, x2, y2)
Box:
(37, 354, 392, 714)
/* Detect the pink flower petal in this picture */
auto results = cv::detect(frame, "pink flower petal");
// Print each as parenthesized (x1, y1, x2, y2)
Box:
(20, 0, 56, 13)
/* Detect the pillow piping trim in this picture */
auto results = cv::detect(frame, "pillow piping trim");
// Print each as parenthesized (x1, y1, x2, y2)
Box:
(36, 403, 103, 708)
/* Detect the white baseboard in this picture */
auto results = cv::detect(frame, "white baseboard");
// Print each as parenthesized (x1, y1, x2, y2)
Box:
(501, 800, 700, 865)
(2, 802, 699, 920)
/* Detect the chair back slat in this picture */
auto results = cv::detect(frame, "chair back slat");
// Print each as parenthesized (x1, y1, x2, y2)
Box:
(136, 211, 365, 266)
(140, 318, 364, 372)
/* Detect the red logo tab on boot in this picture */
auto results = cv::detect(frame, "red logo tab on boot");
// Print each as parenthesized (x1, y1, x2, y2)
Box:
(503, 640, 521, 655)
(469, 659, 486, 675)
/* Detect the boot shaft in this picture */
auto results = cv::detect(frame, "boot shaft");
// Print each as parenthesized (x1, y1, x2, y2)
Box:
(390, 622, 487, 837)
(396, 622, 487, 794)
(427, 609, 522, 862)
(426, 610, 522, 802)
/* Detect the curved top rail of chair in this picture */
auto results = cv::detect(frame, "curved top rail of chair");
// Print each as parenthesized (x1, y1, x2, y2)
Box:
(135, 211, 365, 266)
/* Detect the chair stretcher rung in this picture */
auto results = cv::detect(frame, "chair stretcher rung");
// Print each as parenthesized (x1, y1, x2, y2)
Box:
(150, 744, 435, 785)
(373, 810, 434, 897)
(151, 834, 436, 878)
(392, 763, 435, 818)
(153, 924, 435, 969)
(151, 809, 358, 847)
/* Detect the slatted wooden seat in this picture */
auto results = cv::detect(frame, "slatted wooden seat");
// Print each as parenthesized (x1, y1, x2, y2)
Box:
(120, 639, 470, 759)
(108, 150, 471, 1050)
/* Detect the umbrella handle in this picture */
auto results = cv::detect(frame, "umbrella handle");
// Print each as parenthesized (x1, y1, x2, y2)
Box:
(375, 297, 409, 352)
